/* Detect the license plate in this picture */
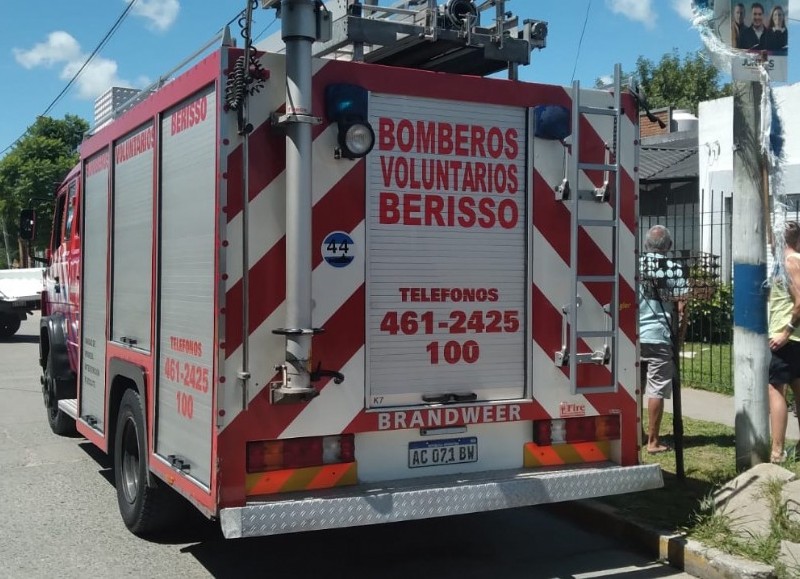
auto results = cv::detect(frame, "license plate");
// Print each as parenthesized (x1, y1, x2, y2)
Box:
(408, 437, 478, 468)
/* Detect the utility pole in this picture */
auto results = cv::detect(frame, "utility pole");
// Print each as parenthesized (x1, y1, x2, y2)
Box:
(732, 80, 770, 470)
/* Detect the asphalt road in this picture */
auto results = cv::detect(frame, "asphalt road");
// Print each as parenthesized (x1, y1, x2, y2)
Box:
(0, 314, 692, 579)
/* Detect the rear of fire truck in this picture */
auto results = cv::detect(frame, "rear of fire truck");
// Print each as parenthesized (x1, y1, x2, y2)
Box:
(213, 0, 661, 538)
(33, 0, 661, 540)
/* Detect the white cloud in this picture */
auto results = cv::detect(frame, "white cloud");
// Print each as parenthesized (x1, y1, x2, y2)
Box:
(10, 1, 175, 106)
(13, 31, 82, 69)
(605, 0, 657, 29)
(13, 31, 132, 100)
(597, 74, 614, 87)
(671, 0, 695, 22)
(62, 57, 128, 99)
(128, 0, 180, 32)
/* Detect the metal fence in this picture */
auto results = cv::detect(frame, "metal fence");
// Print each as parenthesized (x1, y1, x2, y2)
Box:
(640, 186, 800, 394)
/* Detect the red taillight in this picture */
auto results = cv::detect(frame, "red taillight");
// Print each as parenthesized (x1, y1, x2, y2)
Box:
(283, 437, 323, 469)
(247, 434, 355, 473)
(532, 415, 620, 446)
(534, 421, 552, 445)
(565, 417, 596, 443)
(339, 434, 355, 462)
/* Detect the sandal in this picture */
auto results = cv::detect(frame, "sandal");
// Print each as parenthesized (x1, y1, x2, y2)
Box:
(771, 450, 789, 464)
(647, 445, 672, 455)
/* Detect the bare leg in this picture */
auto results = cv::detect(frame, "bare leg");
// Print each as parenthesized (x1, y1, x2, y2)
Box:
(769, 383, 788, 460)
(790, 379, 800, 454)
(647, 397, 666, 452)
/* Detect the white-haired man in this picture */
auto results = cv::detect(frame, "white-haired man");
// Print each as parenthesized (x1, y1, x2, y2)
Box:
(639, 225, 685, 454)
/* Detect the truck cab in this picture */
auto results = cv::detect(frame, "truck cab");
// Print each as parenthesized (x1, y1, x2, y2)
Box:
(45, 168, 81, 324)
(38, 166, 81, 434)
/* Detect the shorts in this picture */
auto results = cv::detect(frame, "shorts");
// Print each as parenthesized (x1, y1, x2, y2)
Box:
(769, 340, 800, 387)
(640, 343, 673, 399)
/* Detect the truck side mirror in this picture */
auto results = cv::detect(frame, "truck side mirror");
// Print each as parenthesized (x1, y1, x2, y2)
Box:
(19, 209, 36, 241)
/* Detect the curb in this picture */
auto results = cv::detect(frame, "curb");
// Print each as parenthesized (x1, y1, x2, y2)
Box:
(544, 499, 776, 579)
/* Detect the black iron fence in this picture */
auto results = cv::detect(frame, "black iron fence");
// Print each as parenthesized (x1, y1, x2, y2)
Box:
(640, 186, 800, 394)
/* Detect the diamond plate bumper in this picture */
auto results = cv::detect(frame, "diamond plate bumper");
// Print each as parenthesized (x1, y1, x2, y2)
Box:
(220, 463, 663, 538)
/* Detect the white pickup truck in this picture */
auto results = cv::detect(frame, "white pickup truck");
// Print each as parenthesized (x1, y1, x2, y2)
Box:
(0, 268, 43, 337)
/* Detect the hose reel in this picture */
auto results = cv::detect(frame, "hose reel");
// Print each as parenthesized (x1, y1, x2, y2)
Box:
(443, 0, 477, 27)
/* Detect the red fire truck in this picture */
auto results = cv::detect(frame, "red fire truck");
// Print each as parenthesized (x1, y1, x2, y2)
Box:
(22, 0, 661, 538)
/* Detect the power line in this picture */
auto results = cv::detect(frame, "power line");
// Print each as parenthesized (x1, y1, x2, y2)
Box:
(571, 0, 592, 84)
(42, 0, 138, 118)
(0, 0, 139, 157)
(253, 14, 279, 43)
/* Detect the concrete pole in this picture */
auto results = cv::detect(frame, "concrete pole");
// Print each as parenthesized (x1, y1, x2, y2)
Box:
(732, 80, 770, 470)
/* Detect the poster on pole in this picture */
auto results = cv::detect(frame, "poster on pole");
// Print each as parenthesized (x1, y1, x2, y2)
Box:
(719, 1, 789, 81)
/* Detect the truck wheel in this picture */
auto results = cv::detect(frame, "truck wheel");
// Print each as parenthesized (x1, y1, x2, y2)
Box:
(114, 388, 175, 536)
(43, 348, 75, 436)
(0, 313, 21, 338)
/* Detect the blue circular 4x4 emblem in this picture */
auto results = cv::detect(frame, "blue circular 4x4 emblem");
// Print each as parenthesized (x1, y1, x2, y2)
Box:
(321, 231, 355, 268)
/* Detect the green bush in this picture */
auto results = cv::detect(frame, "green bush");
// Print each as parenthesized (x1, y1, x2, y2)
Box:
(685, 283, 733, 344)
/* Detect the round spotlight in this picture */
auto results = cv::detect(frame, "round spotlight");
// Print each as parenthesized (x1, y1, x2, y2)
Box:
(339, 121, 375, 159)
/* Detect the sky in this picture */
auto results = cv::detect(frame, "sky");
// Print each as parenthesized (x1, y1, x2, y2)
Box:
(0, 0, 798, 158)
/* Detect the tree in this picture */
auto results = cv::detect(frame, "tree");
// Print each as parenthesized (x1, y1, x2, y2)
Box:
(596, 50, 731, 115)
(634, 50, 731, 115)
(0, 114, 88, 267)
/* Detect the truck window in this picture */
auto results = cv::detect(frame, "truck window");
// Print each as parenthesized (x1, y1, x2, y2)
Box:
(64, 181, 78, 240)
(52, 192, 67, 250)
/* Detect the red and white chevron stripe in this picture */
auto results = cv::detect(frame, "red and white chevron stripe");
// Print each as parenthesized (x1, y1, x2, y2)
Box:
(530, 86, 639, 465)
(215, 50, 641, 504)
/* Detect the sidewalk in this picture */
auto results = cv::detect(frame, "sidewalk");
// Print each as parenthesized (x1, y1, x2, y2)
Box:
(665, 387, 800, 441)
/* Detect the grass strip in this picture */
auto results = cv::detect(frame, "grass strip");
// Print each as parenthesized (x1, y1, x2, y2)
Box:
(680, 342, 733, 395)
(599, 412, 800, 578)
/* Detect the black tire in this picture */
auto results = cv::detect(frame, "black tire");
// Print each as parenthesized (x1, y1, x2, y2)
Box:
(43, 346, 76, 436)
(114, 388, 176, 536)
(0, 313, 21, 338)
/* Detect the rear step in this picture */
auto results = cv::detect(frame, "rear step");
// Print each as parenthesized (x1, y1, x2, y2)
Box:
(58, 398, 78, 419)
(220, 464, 663, 538)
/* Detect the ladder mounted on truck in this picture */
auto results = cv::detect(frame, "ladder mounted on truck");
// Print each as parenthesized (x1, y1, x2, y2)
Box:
(267, 0, 547, 79)
(553, 64, 624, 394)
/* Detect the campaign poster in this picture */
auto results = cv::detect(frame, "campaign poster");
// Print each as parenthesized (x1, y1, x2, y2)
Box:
(722, 1, 789, 81)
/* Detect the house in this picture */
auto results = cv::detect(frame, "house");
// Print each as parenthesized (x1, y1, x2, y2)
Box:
(698, 83, 800, 282)
(638, 107, 700, 256)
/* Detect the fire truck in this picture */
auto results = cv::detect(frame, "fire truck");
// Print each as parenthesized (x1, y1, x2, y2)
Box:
(21, 0, 662, 538)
